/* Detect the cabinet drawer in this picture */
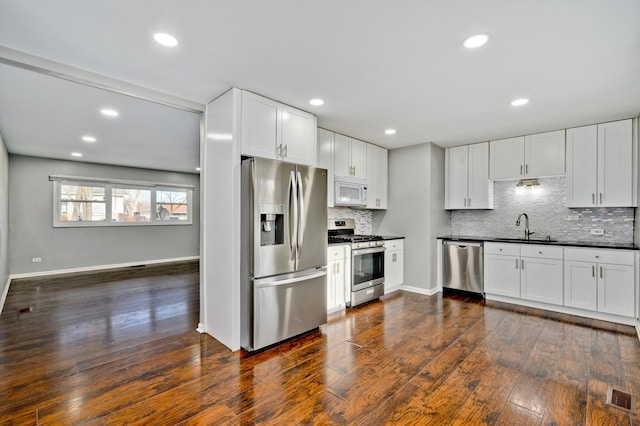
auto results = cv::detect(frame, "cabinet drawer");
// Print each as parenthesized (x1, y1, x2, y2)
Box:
(484, 242, 520, 256)
(385, 239, 404, 251)
(521, 245, 563, 260)
(564, 248, 635, 265)
(328, 245, 346, 260)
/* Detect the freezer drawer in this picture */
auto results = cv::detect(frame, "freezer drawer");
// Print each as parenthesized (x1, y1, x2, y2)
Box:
(251, 268, 327, 351)
(442, 241, 484, 294)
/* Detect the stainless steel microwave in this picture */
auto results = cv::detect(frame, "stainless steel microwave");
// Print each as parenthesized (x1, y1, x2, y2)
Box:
(334, 179, 367, 206)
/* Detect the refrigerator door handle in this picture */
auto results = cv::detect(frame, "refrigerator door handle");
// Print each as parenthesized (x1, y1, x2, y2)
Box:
(289, 171, 298, 261)
(296, 171, 305, 255)
(254, 269, 327, 288)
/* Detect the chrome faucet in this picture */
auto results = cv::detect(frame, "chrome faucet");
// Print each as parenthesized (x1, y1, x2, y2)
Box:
(516, 212, 535, 240)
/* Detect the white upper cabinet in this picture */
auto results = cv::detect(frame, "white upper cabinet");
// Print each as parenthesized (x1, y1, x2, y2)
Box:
(566, 119, 635, 207)
(490, 130, 565, 180)
(366, 144, 388, 209)
(445, 142, 493, 209)
(317, 128, 335, 207)
(241, 91, 317, 166)
(334, 133, 366, 179)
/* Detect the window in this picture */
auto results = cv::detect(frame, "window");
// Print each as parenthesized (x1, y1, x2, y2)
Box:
(52, 176, 193, 227)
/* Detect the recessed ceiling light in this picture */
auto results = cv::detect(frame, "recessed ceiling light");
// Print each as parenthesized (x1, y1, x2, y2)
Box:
(196, 167, 201, 171)
(71, 152, 82, 158)
(309, 99, 324, 106)
(385, 129, 397, 135)
(100, 108, 119, 117)
(82, 135, 96, 143)
(463, 33, 489, 49)
(154, 32, 178, 47)
(511, 98, 529, 107)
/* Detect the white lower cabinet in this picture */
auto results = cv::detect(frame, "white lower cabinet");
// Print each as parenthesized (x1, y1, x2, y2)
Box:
(384, 239, 404, 293)
(327, 245, 349, 313)
(484, 243, 637, 323)
(564, 248, 635, 317)
(520, 246, 564, 306)
(484, 243, 521, 298)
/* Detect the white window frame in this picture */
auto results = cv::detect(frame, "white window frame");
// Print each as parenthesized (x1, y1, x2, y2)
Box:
(51, 175, 194, 227)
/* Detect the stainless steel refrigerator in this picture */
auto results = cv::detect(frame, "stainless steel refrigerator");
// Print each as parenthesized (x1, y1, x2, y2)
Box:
(241, 157, 328, 352)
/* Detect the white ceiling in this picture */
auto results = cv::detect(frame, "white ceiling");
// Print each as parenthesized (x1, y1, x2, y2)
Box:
(0, 1, 639, 173)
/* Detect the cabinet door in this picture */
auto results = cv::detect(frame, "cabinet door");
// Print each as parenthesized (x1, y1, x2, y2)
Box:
(566, 125, 598, 207)
(334, 134, 352, 177)
(524, 130, 565, 177)
(241, 91, 279, 159)
(598, 263, 635, 317)
(490, 136, 525, 180)
(520, 257, 563, 305)
(598, 119, 634, 207)
(484, 254, 521, 297)
(281, 105, 316, 166)
(385, 249, 404, 292)
(446, 145, 469, 209)
(563, 260, 597, 310)
(317, 129, 335, 207)
(367, 144, 388, 209)
(350, 139, 368, 179)
(468, 142, 492, 209)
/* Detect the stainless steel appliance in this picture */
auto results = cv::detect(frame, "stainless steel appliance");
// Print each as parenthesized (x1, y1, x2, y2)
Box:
(328, 219, 385, 307)
(442, 240, 484, 295)
(241, 157, 328, 352)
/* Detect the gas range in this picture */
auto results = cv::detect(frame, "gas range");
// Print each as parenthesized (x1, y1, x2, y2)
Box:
(327, 219, 386, 307)
(327, 220, 385, 248)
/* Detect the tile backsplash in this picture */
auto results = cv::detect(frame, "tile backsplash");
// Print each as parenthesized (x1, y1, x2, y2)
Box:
(451, 177, 635, 243)
(328, 207, 373, 234)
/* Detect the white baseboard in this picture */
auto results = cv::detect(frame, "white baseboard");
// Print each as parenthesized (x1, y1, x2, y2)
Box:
(196, 323, 205, 334)
(486, 293, 636, 326)
(400, 284, 441, 296)
(0, 276, 10, 314)
(636, 320, 640, 343)
(8, 256, 200, 280)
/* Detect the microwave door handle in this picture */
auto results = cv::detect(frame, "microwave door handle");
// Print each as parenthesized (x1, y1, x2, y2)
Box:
(297, 171, 304, 256)
(289, 171, 298, 261)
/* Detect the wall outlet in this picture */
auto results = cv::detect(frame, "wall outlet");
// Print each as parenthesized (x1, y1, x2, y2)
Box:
(31, 257, 42, 263)
(590, 229, 605, 236)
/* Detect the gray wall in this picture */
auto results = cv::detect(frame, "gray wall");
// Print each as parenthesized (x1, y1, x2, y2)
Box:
(9, 155, 200, 275)
(373, 143, 450, 291)
(0, 134, 8, 296)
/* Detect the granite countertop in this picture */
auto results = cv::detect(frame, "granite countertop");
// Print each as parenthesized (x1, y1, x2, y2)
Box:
(380, 235, 404, 241)
(438, 235, 638, 250)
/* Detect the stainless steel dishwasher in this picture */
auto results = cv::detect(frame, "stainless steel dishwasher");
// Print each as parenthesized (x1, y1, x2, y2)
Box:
(442, 240, 484, 294)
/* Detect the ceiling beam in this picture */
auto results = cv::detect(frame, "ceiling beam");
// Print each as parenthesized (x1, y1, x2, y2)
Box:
(0, 45, 205, 113)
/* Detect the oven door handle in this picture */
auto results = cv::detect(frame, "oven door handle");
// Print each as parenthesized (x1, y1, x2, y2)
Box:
(352, 247, 386, 256)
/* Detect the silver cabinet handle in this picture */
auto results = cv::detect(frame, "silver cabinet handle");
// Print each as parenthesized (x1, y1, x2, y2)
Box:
(277, 144, 283, 158)
(599, 193, 603, 204)
(521, 259, 524, 269)
(464, 198, 467, 207)
(520, 165, 523, 175)
(592, 193, 595, 205)
(525, 164, 528, 175)
(516, 259, 519, 269)
(592, 265, 595, 277)
(600, 266, 603, 279)
(283, 144, 288, 158)
(337, 263, 340, 274)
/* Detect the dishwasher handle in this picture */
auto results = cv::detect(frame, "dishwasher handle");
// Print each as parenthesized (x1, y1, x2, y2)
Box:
(444, 241, 483, 248)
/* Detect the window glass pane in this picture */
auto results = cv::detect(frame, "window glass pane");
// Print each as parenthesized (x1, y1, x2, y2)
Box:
(156, 189, 189, 221)
(59, 184, 106, 222)
(112, 188, 151, 222)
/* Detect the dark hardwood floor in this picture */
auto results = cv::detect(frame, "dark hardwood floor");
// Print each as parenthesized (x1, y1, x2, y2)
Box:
(1, 262, 639, 425)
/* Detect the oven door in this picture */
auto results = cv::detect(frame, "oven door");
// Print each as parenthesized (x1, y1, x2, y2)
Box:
(351, 246, 385, 292)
